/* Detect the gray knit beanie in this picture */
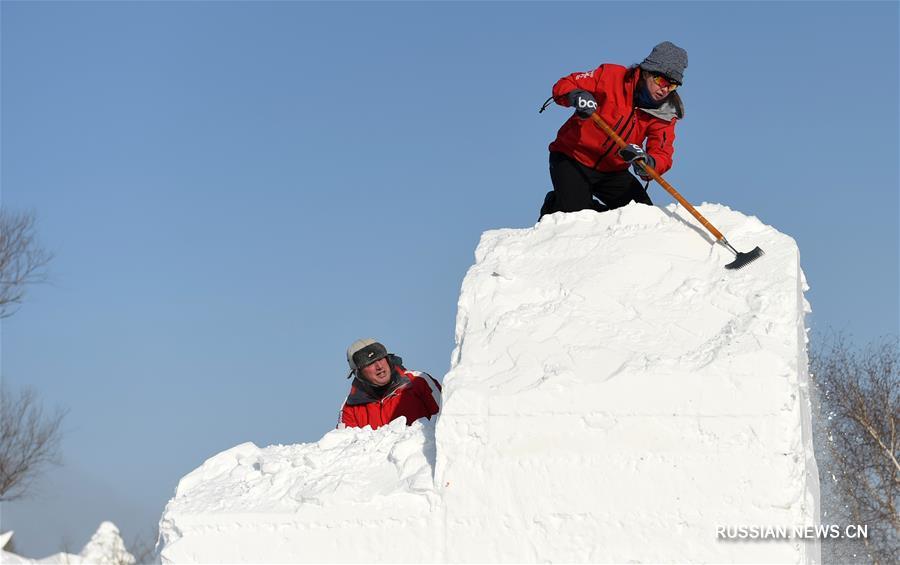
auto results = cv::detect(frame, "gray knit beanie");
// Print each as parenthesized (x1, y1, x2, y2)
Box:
(639, 41, 688, 84)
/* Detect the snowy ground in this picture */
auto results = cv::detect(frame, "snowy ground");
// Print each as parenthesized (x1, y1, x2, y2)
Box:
(158, 203, 820, 563)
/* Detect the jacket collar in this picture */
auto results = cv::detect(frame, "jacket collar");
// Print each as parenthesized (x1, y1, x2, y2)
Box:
(345, 357, 411, 406)
(638, 91, 684, 122)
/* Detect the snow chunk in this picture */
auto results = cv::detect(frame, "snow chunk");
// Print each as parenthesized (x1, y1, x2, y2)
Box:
(79, 522, 135, 565)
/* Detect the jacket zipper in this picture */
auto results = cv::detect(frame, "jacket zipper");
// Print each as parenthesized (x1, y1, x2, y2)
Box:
(618, 114, 636, 147)
(377, 380, 409, 421)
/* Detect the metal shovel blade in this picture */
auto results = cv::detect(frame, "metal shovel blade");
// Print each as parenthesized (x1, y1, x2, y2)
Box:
(724, 246, 765, 270)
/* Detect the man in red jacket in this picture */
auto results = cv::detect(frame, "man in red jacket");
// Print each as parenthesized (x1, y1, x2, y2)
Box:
(338, 338, 442, 430)
(540, 41, 688, 218)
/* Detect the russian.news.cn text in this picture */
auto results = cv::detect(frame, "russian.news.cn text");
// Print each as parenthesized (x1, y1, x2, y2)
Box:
(716, 525, 868, 541)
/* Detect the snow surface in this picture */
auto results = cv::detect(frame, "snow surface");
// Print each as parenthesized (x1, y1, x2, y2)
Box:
(1, 522, 135, 565)
(158, 203, 821, 563)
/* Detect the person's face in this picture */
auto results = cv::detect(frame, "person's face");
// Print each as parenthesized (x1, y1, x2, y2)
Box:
(644, 73, 678, 103)
(359, 357, 391, 386)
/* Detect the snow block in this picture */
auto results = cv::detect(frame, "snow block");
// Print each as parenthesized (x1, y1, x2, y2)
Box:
(437, 203, 820, 563)
(158, 203, 820, 563)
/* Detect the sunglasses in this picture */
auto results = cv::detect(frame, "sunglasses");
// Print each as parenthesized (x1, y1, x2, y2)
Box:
(650, 73, 680, 90)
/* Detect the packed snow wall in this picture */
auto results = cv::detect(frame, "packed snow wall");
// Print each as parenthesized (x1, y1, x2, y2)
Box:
(158, 203, 820, 563)
(436, 204, 820, 563)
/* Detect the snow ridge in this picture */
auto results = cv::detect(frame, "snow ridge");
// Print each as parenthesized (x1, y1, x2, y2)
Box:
(159, 418, 438, 562)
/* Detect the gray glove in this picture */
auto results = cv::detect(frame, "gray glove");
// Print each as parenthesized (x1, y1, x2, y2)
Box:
(567, 90, 597, 118)
(618, 144, 655, 180)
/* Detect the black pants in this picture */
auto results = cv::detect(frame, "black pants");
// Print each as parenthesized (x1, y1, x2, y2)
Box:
(540, 152, 652, 218)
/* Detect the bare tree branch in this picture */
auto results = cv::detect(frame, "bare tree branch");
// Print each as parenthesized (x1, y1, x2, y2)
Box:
(811, 333, 900, 563)
(0, 383, 67, 501)
(127, 530, 159, 565)
(0, 208, 53, 318)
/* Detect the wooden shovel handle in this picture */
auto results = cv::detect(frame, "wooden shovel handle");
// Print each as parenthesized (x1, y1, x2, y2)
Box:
(589, 113, 724, 241)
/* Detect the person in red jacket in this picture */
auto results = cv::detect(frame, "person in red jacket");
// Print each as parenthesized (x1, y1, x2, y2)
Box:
(540, 41, 688, 218)
(338, 338, 442, 430)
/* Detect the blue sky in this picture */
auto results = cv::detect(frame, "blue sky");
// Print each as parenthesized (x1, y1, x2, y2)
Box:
(2, 1, 897, 556)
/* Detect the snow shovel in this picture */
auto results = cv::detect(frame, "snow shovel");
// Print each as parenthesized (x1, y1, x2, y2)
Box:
(589, 113, 764, 270)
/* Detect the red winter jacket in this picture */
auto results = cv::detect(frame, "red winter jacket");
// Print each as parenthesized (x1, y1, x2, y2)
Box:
(548, 64, 684, 175)
(338, 358, 442, 430)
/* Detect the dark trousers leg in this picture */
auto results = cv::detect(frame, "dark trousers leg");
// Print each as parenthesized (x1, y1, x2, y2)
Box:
(541, 152, 653, 218)
(548, 152, 596, 213)
(542, 153, 609, 218)
(592, 170, 653, 209)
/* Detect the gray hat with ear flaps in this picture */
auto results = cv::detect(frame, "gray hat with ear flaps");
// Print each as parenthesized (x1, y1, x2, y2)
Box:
(639, 41, 688, 84)
(346, 338, 388, 377)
